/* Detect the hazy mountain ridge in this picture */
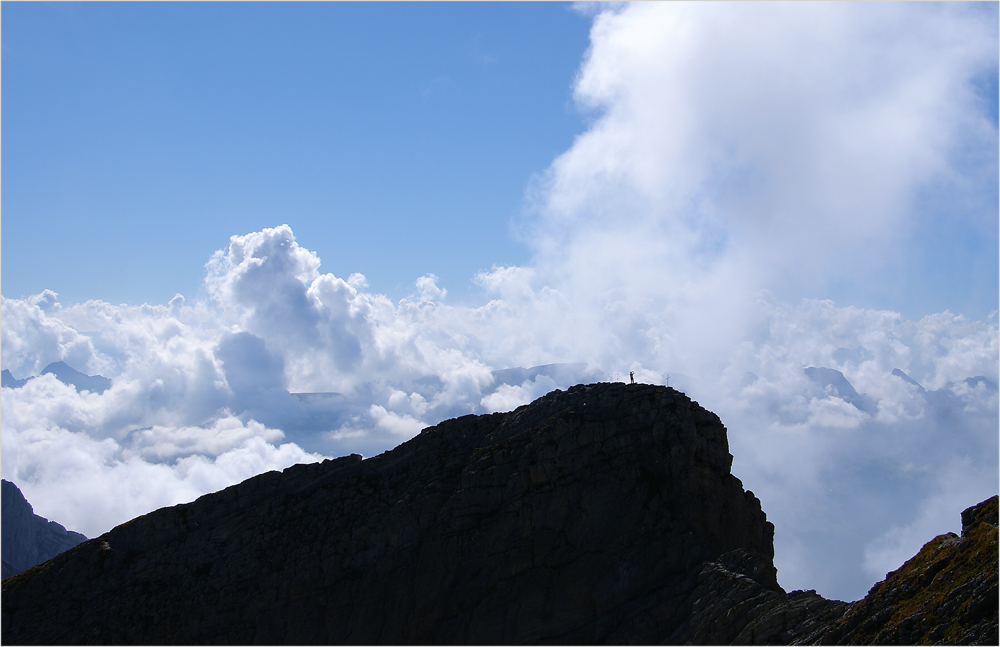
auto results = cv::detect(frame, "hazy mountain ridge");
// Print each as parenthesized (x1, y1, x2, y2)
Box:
(2, 361, 111, 394)
(800, 365, 997, 419)
(2, 382, 995, 644)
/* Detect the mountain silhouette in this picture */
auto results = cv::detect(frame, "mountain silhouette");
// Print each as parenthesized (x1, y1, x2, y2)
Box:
(2, 383, 996, 644)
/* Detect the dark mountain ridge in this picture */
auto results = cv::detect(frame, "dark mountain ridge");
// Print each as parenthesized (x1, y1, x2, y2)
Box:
(1, 480, 87, 578)
(2, 382, 996, 644)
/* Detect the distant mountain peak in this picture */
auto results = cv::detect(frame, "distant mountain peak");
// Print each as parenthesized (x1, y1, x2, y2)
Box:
(892, 368, 926, 391)
(804, 366, 877, 414)
(1, 362, 111, 395)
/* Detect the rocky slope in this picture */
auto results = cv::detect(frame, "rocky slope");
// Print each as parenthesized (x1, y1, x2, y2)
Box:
(1, 382, 996, 645)
(1, 479, 87, 578)
(665, 497, 997, 645)
(805, 496, 997, 645)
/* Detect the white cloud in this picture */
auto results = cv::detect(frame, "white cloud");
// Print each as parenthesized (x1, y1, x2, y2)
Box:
(1, 415, 320, 538)
(414, 274, 447, 303)
(1, 295, 102, 379)
(369, 405, 427, 438)
(526, 2, 996, 316)
(481, 374, 558, 413)
(123, 417, 286, 462)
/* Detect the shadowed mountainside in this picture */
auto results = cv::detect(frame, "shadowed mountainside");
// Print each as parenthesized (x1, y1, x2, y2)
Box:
(666, 497, 997, 645)
(1, 480, 87, 578)
(1, 382, 996, 645)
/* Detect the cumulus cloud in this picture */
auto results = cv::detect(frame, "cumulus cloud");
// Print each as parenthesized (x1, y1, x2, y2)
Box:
(369, 405, 428, 438)
(0, 226, 512, 535)
(525, 2, 996, 319)
(1, 293, 103, 379)
(1, 2, 996, 605)
(481, 374, 558, 413)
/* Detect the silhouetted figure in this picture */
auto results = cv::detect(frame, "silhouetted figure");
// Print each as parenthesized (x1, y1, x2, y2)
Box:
(629, 371, 635, 384)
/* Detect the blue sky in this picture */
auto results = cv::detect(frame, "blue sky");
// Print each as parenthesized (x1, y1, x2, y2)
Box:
(2, 2, 997, 604)
(3, 2, 591, 305)
(4, 2, 998, 318)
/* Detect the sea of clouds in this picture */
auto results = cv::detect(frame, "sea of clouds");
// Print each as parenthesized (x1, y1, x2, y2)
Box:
(2, 3, 997, 602)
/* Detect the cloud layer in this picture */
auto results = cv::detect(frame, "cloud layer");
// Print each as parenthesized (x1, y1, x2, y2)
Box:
(3, 228, 994, 601)
(2, 3, 996, 603)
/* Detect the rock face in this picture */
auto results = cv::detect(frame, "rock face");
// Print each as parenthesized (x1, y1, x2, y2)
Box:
(665, 496, 998, 645)
(1, 479, 87, 578)
(1, 382, 996, 645)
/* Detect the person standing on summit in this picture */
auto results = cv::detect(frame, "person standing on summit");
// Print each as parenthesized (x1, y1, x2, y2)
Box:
(630, 371, 635, 384)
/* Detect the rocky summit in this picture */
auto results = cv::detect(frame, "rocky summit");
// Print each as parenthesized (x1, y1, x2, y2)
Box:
(1, 382, 996, 645)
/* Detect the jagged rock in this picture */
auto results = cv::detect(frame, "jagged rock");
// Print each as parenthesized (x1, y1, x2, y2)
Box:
(666, 549, 849, 645)
(800, 496, 998, 645)
(1, 383, 996, 645)
(1, 480, 87, 578)
(667, 497, 998, 645)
